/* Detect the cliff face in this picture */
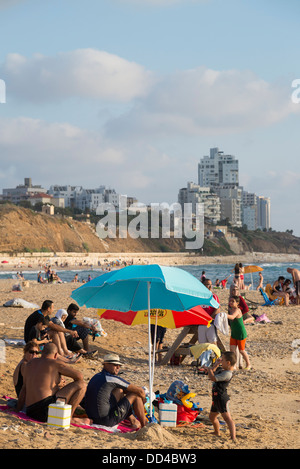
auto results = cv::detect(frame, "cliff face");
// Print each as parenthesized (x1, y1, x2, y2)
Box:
(0, 204, 299, 255)
(0, 204, 186, 253)
(231, 229, 300, 255)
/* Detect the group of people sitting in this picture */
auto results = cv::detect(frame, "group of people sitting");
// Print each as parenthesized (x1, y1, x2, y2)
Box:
(269, 268, 300, 306)
(12, 299, 147, 429)
(23, 300, 98, 360)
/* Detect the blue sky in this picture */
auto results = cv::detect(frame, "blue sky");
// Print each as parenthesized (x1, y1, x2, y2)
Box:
(0, 0, 300, 236)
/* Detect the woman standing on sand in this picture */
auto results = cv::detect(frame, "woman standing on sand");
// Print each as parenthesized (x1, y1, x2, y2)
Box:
(234, 263, 241, 289)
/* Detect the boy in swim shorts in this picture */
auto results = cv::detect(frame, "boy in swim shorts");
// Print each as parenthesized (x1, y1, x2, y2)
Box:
(204, 351, 237, 441)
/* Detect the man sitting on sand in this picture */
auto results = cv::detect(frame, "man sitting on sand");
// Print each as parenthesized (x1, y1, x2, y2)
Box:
(83, 353, 147, 429)
(64, 303, 98, 354)
(16, 343, 86, 423)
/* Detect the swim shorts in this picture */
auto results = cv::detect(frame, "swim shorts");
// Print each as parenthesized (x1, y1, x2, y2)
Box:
(94, 395, 132, 427)
(230, 337, 246, 351)
(26, 395, 57, 422)
(210, 393, 230, 414)
(295, 280, 300, 296)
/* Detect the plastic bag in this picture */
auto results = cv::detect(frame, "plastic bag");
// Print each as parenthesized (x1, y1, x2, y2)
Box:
(176, 405, 198, 424)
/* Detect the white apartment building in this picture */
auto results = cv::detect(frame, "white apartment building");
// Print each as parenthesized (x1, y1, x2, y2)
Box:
(178, 182, 221, 224)
(242, 190, 271, 230)
(197, 148, 241, 226)
(198, 147, 239, 188)
(48, 185, 83, 208)
(217, 186, 243, 227)
(242, 205, 257, 230)
(257, 196, 271, 230)
(48, 184, 122, 212)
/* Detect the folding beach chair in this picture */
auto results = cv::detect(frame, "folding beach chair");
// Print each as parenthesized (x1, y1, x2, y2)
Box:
(259, 287, 277, 306)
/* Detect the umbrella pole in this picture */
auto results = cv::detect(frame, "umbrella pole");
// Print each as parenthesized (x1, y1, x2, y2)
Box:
(147, 281, 153, 420)
(151, 309, 158, 395)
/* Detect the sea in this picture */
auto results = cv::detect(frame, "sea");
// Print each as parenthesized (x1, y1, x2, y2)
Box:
(2, 262, 300, 289)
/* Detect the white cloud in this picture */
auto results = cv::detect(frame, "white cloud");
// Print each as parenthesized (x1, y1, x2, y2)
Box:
(105, 67, 299, 139)
(1, 49, 154, 103)
(0, 117, 175, 198)
(0, 117, 124, 184)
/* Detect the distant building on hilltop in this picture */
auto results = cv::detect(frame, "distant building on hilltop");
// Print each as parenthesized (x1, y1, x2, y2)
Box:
(48, 184, 136, 212)
(198, 147, 239, 189)
(178, 182, 221, 224)
(1, 178, 137, 215)
(242, 190, 271, 230)
(1, 178, 47, 204)
(178, 147, 271, 230)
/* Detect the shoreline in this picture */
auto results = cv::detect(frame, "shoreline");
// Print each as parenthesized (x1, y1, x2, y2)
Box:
(0, 251, 299, 271)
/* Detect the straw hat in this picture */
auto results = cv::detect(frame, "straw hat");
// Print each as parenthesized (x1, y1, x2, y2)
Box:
(103, 353, 123, 366)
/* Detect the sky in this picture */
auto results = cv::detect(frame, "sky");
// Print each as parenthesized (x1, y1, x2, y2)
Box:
(0, 0, 300, 235)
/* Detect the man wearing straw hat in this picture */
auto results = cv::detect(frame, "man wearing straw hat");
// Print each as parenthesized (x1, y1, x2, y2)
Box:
(84, 353, 147, 429)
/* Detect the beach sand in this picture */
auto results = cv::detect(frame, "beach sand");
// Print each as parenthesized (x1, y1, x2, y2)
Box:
(0, 271, 300, 450)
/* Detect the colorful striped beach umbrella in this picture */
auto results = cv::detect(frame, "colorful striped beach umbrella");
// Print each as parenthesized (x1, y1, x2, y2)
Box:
(97, 305, 212, 329)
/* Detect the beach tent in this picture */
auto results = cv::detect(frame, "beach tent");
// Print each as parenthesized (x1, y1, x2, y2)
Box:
(71, 264, 218, 421)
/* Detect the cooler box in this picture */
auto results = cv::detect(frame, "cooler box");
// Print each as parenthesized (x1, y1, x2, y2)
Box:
(47, 400, 72, 429)
(159, 402, 177, 427)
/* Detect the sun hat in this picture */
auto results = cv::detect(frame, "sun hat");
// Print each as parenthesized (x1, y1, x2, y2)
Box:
(103, 353, 123, 365)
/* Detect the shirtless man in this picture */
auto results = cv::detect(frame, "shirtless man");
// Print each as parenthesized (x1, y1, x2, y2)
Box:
(17, 343, 86, 423)
(287, 268, 300, 305)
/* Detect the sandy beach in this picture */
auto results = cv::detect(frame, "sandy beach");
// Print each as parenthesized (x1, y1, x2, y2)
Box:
(0, 263, 300, 451)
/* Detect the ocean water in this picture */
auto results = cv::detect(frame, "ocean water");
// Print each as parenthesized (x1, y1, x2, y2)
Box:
(1, 262, 300, 289)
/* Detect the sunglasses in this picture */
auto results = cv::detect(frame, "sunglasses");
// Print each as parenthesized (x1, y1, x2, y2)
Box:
(29, 350, 40, 355)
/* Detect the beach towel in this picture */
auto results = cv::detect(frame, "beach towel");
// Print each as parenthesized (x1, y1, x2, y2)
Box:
(0, 397, 136, 433)
(3, 298, 39, 309)
(214, 312, 230, 336)
(255, 313, 271, 324)
(3, 338, 26, 346)
(190, 343, 221, 360)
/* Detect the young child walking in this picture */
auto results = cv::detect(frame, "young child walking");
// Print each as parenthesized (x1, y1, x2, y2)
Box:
(204, 351, 237, 441)
(227, 296, 251, 370)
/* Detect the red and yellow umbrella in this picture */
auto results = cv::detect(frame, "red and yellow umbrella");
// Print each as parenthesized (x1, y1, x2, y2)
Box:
(98, 305, 212, 329)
